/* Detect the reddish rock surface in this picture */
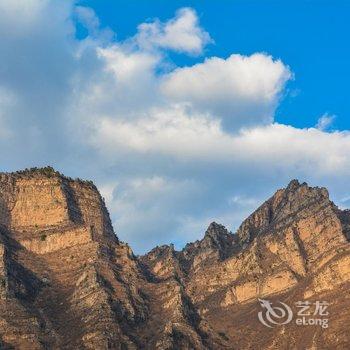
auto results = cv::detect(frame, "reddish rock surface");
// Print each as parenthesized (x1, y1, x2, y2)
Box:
(0, 168, 349, 349)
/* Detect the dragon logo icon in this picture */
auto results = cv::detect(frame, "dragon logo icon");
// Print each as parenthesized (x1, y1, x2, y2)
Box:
(258, 298, 293, 328)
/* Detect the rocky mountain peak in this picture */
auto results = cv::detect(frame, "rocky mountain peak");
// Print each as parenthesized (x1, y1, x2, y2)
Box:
(204, 222, 228, 237)
(236, 179, 333, 244)
(201, 222, 237, 257)
(179, 223, 237, 269)
(0, 167, 115, 241)
(286, 178, 303, 191)
(284, 178, 329, 201)
(144, 243, 176, 262)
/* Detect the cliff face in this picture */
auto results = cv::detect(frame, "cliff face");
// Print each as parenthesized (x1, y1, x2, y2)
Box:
(0, 169, 350, 349)
(0, 168, 145, 349)
(0, 169, 114, 236)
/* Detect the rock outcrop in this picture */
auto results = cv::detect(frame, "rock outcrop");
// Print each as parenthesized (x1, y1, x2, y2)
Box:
(0, 169, 350, 349)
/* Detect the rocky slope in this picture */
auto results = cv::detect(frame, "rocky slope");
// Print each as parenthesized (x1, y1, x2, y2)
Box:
(0, 168, 350, 349)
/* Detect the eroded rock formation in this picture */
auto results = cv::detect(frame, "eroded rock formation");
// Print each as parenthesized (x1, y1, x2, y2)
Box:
(0, 168, 350, 349)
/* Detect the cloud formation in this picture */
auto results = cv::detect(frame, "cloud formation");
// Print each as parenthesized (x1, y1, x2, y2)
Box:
(0, 1, 349, 253)
(136, 7, 212, 55)
(161, 54, 292, 130)
(316, 113, 336, 131)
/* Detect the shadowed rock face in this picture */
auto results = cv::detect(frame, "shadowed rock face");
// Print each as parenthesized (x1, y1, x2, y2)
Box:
(0, 169, 350, 349)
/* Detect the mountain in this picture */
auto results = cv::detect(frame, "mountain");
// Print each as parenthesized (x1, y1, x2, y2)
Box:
(0, 168, 349, 349)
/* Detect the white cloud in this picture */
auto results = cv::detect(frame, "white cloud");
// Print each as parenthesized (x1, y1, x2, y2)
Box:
(161, 53, 292, 130)
(0, 0, 49, 27)
(98, 45, 159, 86)
(75, 6, 100, 33)
(316, 113, 336, 131)
(93, 110, 350, 176)
(74, 5, 114, 43)
(0, 0, 73, 39)
(234, 124, 350, 175)
(92, 105, 230, 159)
(136, 7, 212, 55)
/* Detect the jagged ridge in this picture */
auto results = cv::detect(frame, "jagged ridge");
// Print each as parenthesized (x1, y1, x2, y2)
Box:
(0, 169, 350, 349)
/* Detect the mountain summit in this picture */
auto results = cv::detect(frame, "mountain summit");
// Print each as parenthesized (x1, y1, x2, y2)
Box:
(0, 168, 350, 349)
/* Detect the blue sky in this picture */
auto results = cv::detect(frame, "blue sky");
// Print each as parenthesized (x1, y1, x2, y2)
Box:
(1, 1, 350, 253)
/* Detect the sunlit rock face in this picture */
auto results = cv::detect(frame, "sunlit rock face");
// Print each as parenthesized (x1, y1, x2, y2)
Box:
(0, 168, 350, 349)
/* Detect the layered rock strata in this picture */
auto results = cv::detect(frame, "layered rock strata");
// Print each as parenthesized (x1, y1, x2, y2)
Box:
(0, 168, 349, 349)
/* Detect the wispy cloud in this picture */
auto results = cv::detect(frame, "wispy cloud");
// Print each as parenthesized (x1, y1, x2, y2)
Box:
(316, 113, 336, 131)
